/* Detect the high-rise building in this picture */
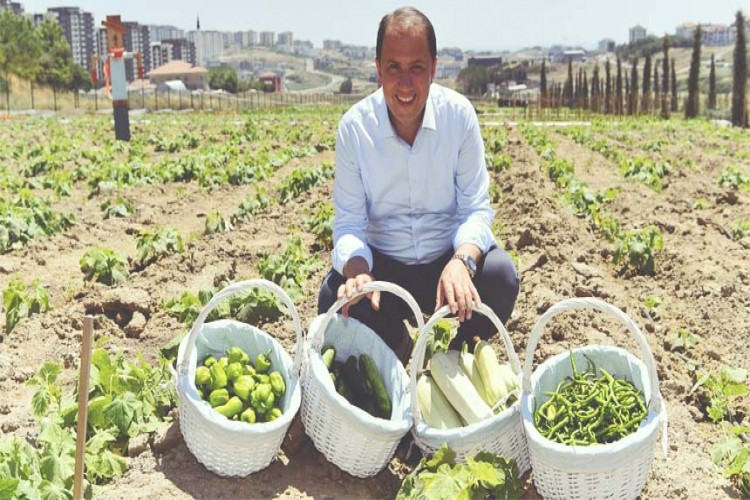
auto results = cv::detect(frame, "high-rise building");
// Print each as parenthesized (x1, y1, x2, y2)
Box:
(47, 7, 96, 71)
(122, 21, 152, 79)
(188, 30, 223, 66)
(151, 38, 196, 68)
(629, 25, 647, 43)
(0, 0, 23, 14)
(148, 25, 184, 43)
(259, 31, 275, 47)
(598, 38, 616, 53)
(277, 31, 293, 46)
(244, 30, 258, 47)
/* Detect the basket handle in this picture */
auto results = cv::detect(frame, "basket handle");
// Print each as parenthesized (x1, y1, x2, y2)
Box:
(308, 280, 425, 353)
(177, 279, 304, 378)
(410, 303, 522, 428)
(521, 297, 663, 415)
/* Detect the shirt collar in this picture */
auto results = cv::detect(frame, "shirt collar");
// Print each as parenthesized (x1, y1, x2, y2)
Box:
(375, 85, 437, 141)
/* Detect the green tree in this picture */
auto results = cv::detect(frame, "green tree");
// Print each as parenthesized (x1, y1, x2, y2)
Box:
(35, 18, 74, 110)
(615, 56, 623, 115)
(708, 53, 717, 110)
(457, 65, 491, 95)
(685, 27, 702, 118)
(629, 57, 639, 115)
(661, 36, 670, 119)
(207, 65, 238, 93)
(540, 60, 547, 107)
(732, 11, 748, 127)
(671, 59, 678, 112)
(641, 54, 651, 114)
(605, 59, 612, 114)
(339, 77, 353, 94)
(0, 10, 41, 111)
(590, 64, 600, 112)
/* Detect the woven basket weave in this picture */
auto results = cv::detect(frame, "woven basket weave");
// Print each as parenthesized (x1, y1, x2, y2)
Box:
(300, 281, 424, 478)
(410, 303, 530, 474)
(520, 297, 669, 499)
(175, 279, 303, 477)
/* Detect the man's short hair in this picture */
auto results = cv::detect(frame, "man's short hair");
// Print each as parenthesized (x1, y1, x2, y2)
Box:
(376, 7, 437, 61)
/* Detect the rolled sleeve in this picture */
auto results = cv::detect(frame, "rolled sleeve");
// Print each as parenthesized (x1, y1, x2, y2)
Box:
(452, 109, 497, 254)
(332, 122, 373, 275)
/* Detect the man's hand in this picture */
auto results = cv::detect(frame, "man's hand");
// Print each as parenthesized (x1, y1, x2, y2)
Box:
(337, 257, 379, 318)
(436, 255, 481, 322)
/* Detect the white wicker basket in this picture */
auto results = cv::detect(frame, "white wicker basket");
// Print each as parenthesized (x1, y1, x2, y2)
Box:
(520, 297, 669, 500)
(410, 303, 530, 474)
(175, 279, 303, 477)
(300, 281, 424, 478)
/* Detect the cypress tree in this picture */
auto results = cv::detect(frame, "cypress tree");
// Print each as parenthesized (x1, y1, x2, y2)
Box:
(732, 11, 747, 127)
(708, 53, 717, 110)
(641, 54, 651, 114)
(630, 57, 639, 115)
(616, 56, 623, 115)
(671, 59, 678, 112)
(605, 59, 612, 114)
(686, 26, 702, 118)
(591, 64, 600, 112)
(564, 59, 574, 108)
(661, 36, 670, 119)
(583, 71, 589, 109)
(654, 64, 660, 106)
(540, 60, 547, 108)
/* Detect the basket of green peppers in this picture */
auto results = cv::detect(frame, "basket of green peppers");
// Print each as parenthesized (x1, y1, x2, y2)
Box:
(520, 298, 669, 500)
(176, 280, 304, 477)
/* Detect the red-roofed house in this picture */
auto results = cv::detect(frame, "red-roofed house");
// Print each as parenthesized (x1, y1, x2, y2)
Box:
(147, 60, 208, 90)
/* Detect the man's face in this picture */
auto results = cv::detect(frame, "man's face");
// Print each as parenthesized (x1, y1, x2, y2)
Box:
(376, 25, 436, 143)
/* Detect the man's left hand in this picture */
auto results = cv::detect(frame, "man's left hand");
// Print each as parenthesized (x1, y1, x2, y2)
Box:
(436, 259, 481, 322)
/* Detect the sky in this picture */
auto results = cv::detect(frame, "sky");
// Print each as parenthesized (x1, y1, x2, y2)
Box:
(19, 0, 750, 51)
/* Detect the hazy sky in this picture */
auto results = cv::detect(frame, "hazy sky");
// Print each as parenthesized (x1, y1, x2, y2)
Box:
(20, 0, 750, 51)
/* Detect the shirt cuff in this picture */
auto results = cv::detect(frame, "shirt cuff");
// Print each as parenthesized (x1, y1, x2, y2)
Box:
(332, 235, 373, 276)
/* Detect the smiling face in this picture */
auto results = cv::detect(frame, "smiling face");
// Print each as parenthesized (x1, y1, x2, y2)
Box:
(376, 24, 437, 145)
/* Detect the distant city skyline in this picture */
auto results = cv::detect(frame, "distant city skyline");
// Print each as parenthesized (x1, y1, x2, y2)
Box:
(17, 0, 750, 51)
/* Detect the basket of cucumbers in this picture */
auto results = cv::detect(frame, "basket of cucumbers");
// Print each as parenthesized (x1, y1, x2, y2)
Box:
(175, 279, 304, 477)
(409, 302, 530, 474)
(300, 281, 424, 478)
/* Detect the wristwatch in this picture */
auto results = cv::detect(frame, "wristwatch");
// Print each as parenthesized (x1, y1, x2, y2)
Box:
(452, 253, 477, 278)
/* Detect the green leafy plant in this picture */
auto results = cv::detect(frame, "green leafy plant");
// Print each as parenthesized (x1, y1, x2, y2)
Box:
(205, 212, 231, 235)
(2, 277, 50, 334)
(135, 226, 184, 267)
(231, 188, 270, 225)
(307, 203, 334, 249)
(718, 166, 750, 190)
(711, 430, 750, 496)
(256, 236, 320, 299)
(397, 444, 522, 500)
(0, 189, 75, 253)
(614, 226, 664, 275)
(278, 163, 334, 204)
(733, 220, 750, 240)
(671, 328, 699, 351)
(694, 198, 711, 210)
(421, 319, 455, 367)
(691, 367, 748, 423)
(80, 248, 130, 285)
(642, 295, 662, 319)
(100, 195, 134, 219)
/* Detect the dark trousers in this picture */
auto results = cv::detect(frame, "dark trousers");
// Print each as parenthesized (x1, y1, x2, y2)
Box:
(317, 246, 520, 355)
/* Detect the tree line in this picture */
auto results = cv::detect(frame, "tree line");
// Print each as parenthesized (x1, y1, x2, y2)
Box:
(0, 9, 92, 110)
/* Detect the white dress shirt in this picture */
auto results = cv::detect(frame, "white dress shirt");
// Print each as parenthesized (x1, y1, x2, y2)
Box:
(331, 83, 496, 275)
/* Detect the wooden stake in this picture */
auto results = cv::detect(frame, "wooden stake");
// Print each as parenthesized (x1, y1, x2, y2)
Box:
(73, 316, 94, 500)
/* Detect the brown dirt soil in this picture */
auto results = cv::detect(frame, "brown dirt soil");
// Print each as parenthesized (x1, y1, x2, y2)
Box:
(0, 112, 748, 499)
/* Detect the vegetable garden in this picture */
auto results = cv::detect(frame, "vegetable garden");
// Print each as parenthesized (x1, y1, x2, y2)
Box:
(0, 106, 748, 498)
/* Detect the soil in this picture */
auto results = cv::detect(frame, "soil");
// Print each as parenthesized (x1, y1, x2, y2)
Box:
(0, 112, 748, 499)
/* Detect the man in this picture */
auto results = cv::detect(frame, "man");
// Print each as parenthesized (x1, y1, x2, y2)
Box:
(317, 6, 519, 363)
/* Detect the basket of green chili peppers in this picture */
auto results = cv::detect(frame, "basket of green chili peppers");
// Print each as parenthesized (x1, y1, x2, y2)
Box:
(520, 298, 669, 500)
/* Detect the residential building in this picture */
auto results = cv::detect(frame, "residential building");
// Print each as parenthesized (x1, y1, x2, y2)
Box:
(146, 59, 208, 90)
(598, 38, 616, 53)
(47, 7, 96, 71)
(563, 49, 586, 62)
(277, 31, 293, 46)
(244, 30, 258, 47)
(323, 39, 342, 50)
(188, 30, 223, 66)
(676, 22, 697, 40)
(0, 0, 23, 14)
(629, 25, 647, 43)
(259, 31, 275, 47)
(151, 38, 196, 69)
(148, 25, 184, 43)
(702, 24, 733, 46)
(468, 55, 502, 68)
(122, 21, 151, 79)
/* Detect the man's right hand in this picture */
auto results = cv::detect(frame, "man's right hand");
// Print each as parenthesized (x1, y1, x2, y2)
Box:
(337, 257, 379, 318)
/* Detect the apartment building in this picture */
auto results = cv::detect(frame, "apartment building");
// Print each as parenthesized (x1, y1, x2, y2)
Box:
(259, 31, 275, 47)
(244, 30, 258, 47)
(629, 25, 647, 43)
(0, 0, 23, 14)
(188, 30, 223, 66)
(148, 25, 184, 43)
(151, 38, 196, 69)
(47, 7, 95, 71)
(277, 31, 293, 46)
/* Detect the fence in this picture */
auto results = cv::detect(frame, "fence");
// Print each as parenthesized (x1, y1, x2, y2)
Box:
(0, 86, 364, 114)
